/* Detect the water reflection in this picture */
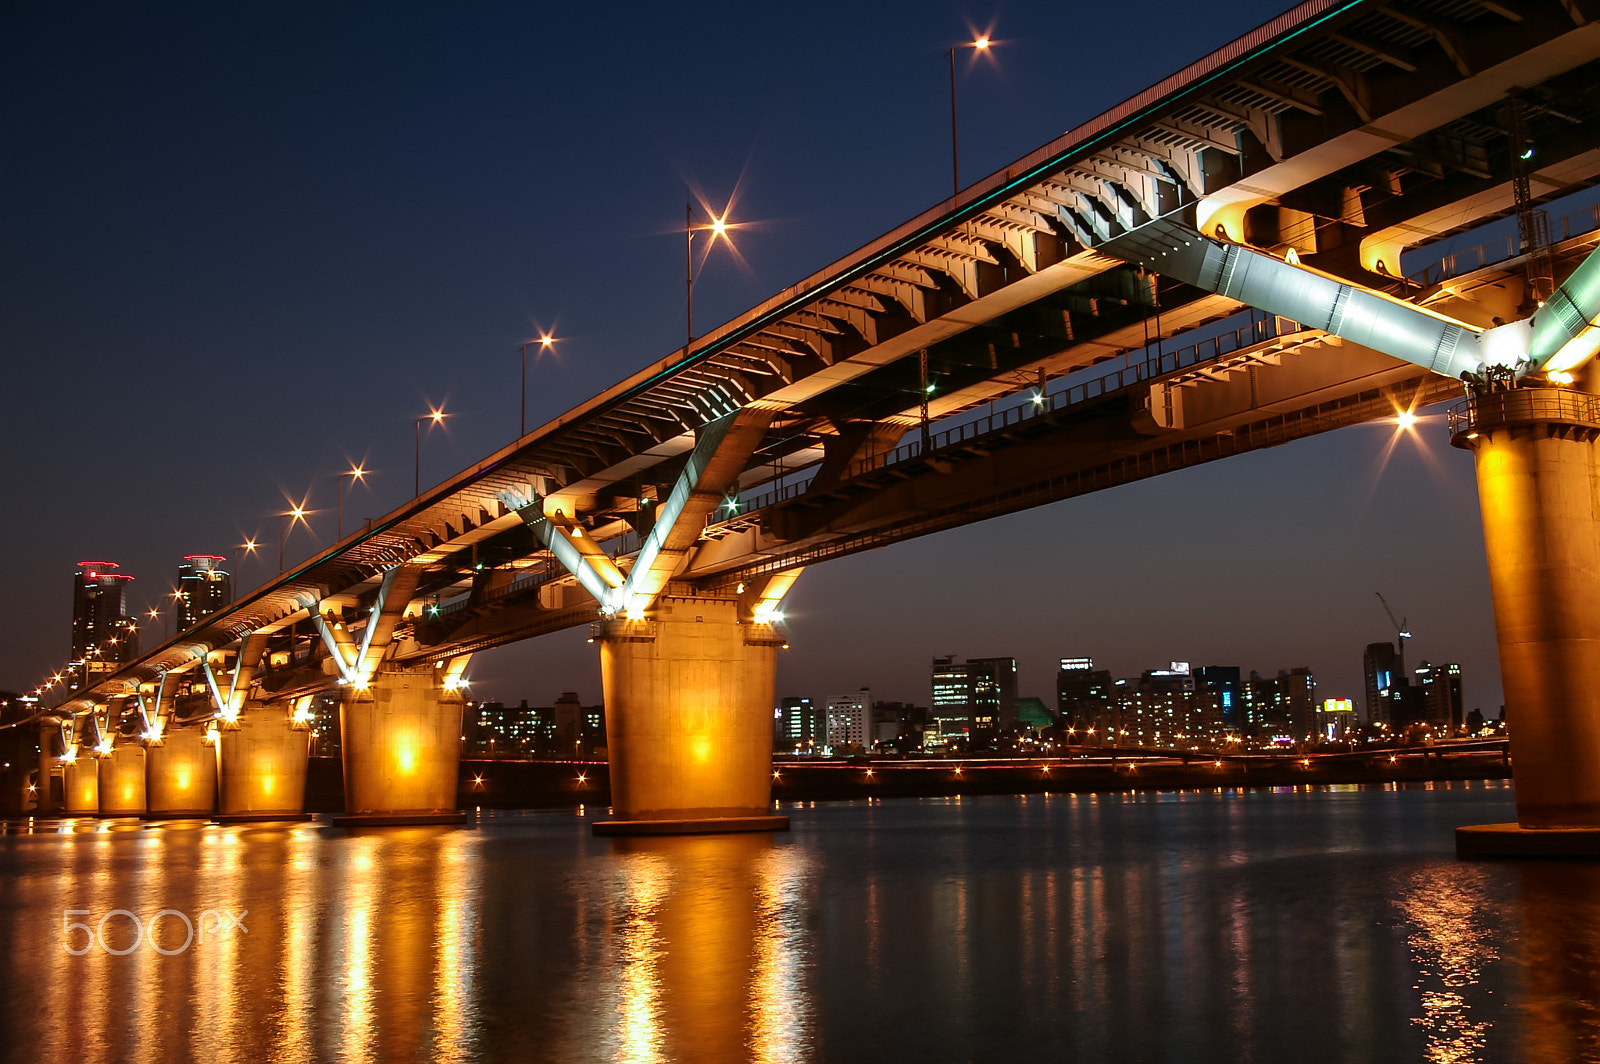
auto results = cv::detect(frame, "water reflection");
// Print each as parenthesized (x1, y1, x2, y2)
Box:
(9, 785, 1600, 1063)
(586, 833, 813, 1064)
(1393, 864, 1501, 1064)
(1515, 862, 1600, 1064)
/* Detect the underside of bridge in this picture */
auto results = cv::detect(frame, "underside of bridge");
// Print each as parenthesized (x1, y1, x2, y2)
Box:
(35, 0, 1600, 842)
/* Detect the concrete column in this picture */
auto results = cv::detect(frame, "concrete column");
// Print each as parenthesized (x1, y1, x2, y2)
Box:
(34, 719, 61, 814)
(145, 725, 217, 817)
(218, 703, 310, 819)
(97, 745, 147, 816)
(1453, 386, 1600, 850)
(337, 670, 465, 825)
(63, 757, 99, 815)
(595, 593, 788, 835)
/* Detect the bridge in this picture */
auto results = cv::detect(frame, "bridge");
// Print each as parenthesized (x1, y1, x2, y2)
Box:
(30, 0, 1600, 850)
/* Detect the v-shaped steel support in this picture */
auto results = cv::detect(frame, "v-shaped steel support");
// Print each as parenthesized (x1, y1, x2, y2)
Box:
(501, 409, 767, 617)
(135, 673, 168, 739)
(311, 567, 403, 687)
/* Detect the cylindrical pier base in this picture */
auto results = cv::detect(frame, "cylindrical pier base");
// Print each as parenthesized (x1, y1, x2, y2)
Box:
(218, 704, 309, 819)
(97, 745, 147, 817)
(146, 725, 217, 818)
(1454, 386, 1600, 834)
(595, 595, 787, 835)
(334, 672, 465, 824)
(63, 758, 99, 815)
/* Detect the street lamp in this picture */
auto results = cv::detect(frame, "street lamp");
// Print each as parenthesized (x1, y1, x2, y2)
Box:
(337, 466, 368, 538)
(279, 505, 308, 574)
(415, 408, 447, 496)
(520, 334, 556, 437)
(945, 34, 993, 197)
(685, 201, 734, 350)
(232, 539, 257, 602)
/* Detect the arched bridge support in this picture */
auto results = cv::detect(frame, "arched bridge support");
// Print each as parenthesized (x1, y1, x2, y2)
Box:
(334, 665, 467, 826)
(593, 591, 789, 836)
(1453, 385, 1600, 856)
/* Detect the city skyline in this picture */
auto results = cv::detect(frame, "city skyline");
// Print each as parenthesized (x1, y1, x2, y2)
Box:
(3, 0, 1508, 715)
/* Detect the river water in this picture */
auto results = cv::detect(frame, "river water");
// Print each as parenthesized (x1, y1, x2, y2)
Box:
(0, 781, 1595, 1063)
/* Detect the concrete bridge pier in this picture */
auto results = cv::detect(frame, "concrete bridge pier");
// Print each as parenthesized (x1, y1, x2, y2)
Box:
(1454, 386, 1600, 856)
(335, 668, 467, 826)
(217, 703, 310, 820)
(63, 755, 98, 815)
(144, 724, 217, 818)
(594, 593, 789, 836)
(34, 718, 62, 814)
(97, 744, 147, 817)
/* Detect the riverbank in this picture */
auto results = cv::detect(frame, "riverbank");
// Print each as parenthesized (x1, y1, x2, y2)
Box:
(302, 751, 1513, 812)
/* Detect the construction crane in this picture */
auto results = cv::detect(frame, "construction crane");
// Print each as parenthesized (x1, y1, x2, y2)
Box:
(1376, 592, 1412, 675)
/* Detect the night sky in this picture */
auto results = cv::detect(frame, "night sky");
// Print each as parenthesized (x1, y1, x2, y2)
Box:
(2, 1, 1535, 715)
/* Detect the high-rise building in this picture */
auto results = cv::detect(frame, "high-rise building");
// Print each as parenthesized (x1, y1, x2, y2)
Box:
(931, 656, 973, 744)
(69, 561, 138, 688)
(1057, 657, 1116, 741)
(968, 657, 1019, 731)
(1118, 662, 1238, 747)
(931, 656, 1017, 744)
(176, 554, 232, 631)
(775, 696, 823, 751)
(1192, 665, 1242, 729)
(1363, 641, 1401, 726)
(1414, 661, 1464, 732)
(1282, 667, 1317, 740)
(826, 689, 871, 751)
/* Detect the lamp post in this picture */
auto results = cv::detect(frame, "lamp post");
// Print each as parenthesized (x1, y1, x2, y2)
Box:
(685, 202, 731, 350)
(337, 466, 367, 539)
(520, 335, 555, 437)
(415, 408, 447, 497)
(279, 505, 307, 574)
(944, 35, 991, 198)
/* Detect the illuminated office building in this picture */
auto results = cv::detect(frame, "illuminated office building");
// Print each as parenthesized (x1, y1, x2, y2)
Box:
(931, 655, 1018, 745)
(1414, 661, 1464, 732)
(825, 688, 871, 750)
(774, 696, 822, 751)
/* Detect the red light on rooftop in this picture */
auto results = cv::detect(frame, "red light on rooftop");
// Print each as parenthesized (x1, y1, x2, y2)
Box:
(76, 561, 118, 570)
(183, 554, 228, 562)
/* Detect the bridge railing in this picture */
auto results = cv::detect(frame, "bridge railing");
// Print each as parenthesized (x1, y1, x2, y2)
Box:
(1447, 388, 1600, 436)
(705, 316, 1307, 527)
(1405, 202, 1600, 290)
(850, 316, 1300, 477)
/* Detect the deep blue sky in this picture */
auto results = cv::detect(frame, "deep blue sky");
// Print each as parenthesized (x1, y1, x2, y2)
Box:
(2, 1, 1509, 714)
